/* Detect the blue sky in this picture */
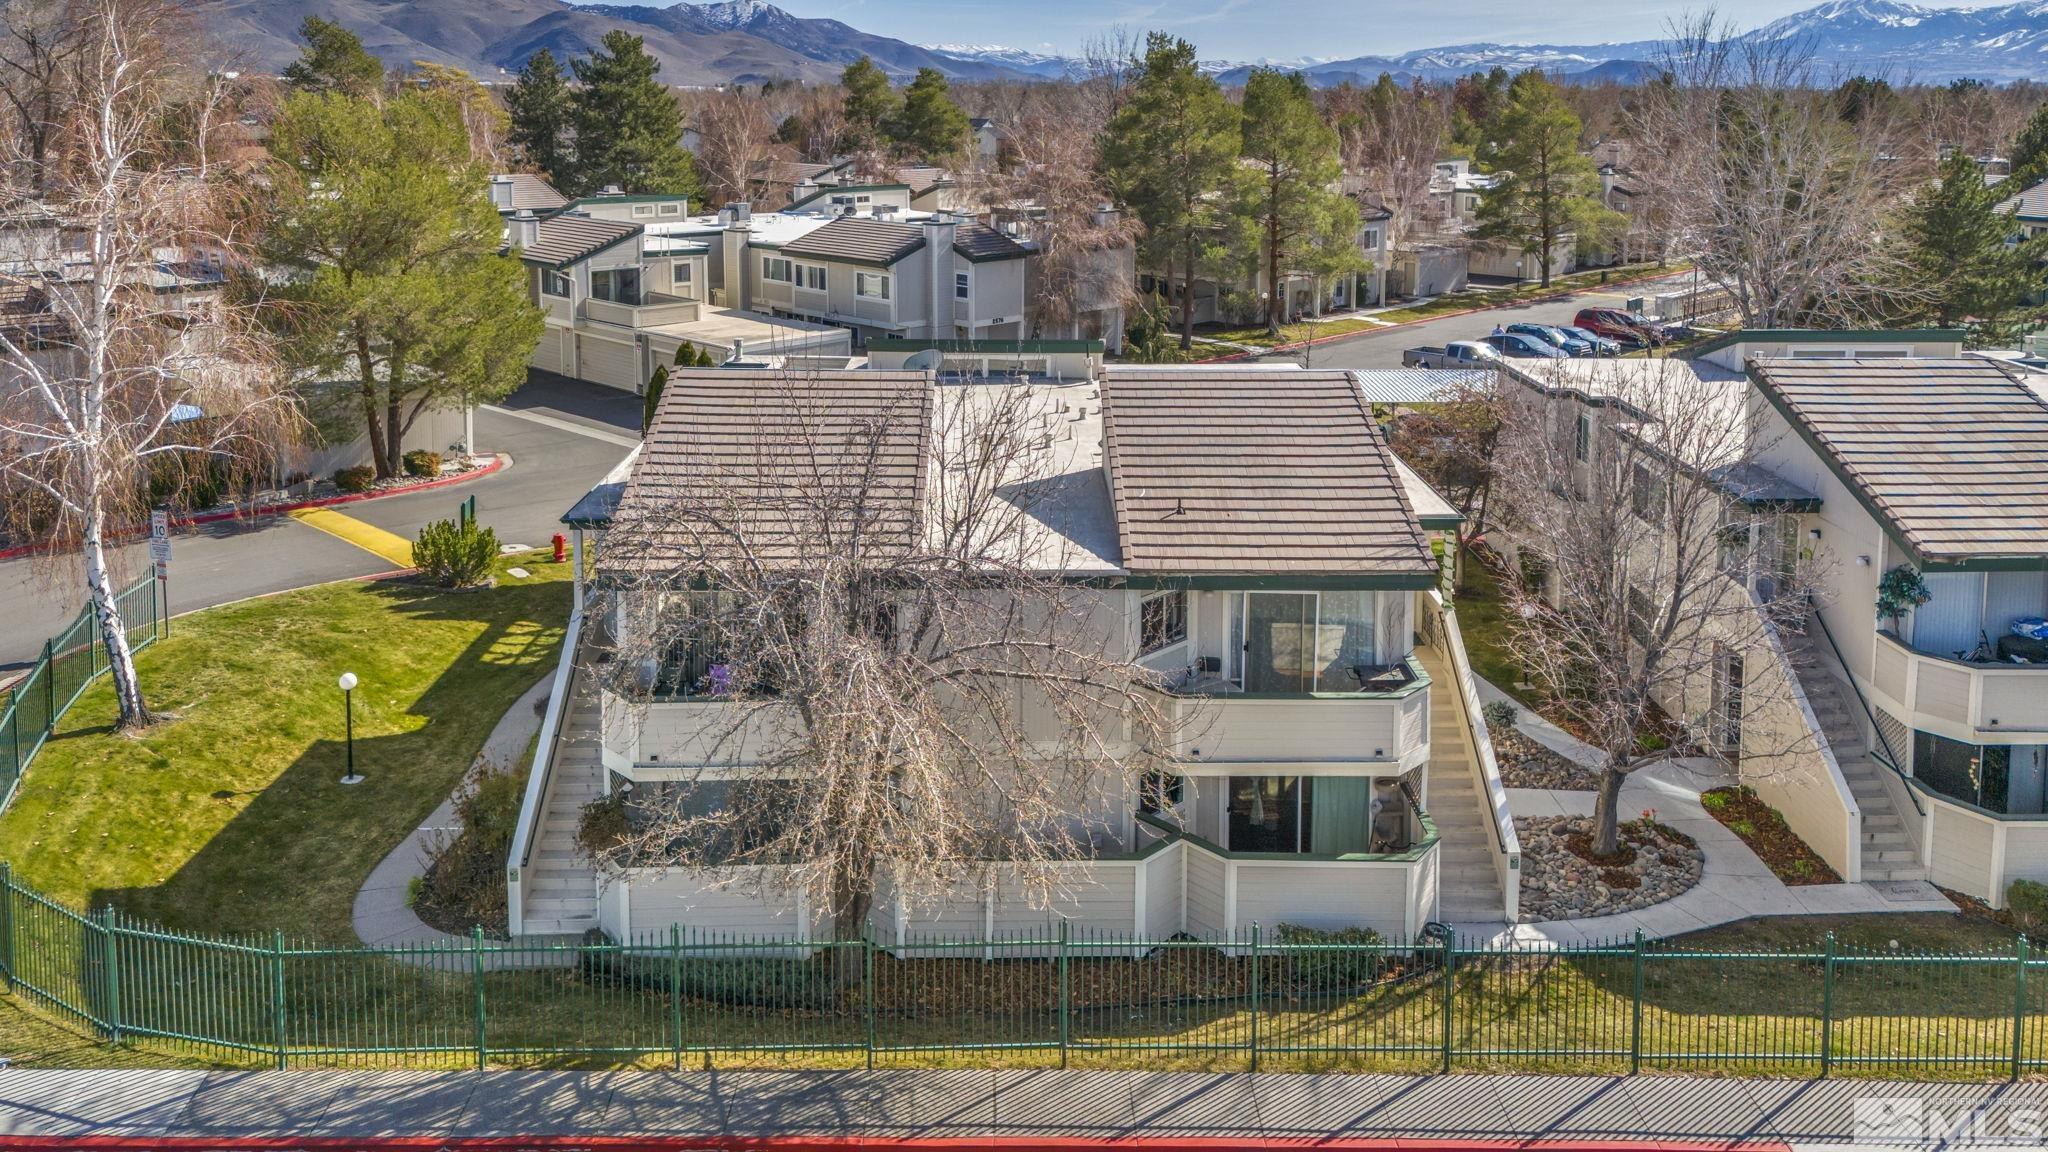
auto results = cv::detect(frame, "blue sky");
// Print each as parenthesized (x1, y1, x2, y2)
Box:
(638, 0, 2012, 60)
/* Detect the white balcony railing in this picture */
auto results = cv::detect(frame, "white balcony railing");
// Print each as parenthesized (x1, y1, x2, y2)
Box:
(1871, 630, 2048, 743)
(583, 292, 700, 329)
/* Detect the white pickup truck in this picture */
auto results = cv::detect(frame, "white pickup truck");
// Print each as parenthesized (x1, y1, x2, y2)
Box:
(1401, 340, 1502, 369)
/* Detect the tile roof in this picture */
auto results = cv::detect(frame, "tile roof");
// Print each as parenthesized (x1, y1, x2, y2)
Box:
(953, 222, 1032, 262)
(1998, 178, 2048, 221)
(1097, 369, 1435, 578)
(520, 214, 641, 268)
(778, 216, 925, 266)
(492, 173, 567, 212)
(1750, 358, 2048, 565)
(609, 370, 933, 571)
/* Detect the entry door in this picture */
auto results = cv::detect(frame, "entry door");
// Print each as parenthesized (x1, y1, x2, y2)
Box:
(1243, 592, 1316, 693)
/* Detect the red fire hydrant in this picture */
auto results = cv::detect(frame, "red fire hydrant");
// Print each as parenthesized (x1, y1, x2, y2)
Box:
(551, 533, 567, 563)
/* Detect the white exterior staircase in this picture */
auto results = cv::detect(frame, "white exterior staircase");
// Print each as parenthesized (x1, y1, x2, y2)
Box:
(1787, 630, 1928, 884)
(518, 680, 605, 935)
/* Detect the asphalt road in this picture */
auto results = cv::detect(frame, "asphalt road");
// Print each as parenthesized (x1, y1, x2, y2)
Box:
(1258, 272, 1701, 369)
(0, 374, 640, 669)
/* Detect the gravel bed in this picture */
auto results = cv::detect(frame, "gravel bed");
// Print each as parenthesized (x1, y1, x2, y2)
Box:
(1515, 814, 1704, 923)
(1494, 727, 1601, 790)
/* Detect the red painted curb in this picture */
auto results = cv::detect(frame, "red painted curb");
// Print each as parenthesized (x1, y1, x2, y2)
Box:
(0, 455, 507, 563)
(0, 1137, 1794, 1151)
(1191, 266, 1692, 364)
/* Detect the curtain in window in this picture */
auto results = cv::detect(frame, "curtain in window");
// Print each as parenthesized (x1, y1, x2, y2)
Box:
(1308, 777, 1373, 854)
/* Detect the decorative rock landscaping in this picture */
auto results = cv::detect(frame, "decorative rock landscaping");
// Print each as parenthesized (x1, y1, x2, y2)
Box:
(1514, 814, 1704, 923)
(1494, 727, 1601, 791)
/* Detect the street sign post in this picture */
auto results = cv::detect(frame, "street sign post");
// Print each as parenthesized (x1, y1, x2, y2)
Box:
(149, 510, 170, 636)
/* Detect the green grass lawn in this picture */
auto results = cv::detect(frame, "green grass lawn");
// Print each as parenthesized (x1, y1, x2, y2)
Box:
(0, 552, 570, 942)
(1450, 557, 1543, 713)
(1194, 316, 1387, 348)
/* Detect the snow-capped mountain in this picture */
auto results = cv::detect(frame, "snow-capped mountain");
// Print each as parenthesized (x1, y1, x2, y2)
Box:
(197, 0, 2048, 87)
(920, 44, 1074, 78)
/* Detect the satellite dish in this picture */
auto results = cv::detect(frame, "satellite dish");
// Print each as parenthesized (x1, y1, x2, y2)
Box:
(902, 348, 943, 373)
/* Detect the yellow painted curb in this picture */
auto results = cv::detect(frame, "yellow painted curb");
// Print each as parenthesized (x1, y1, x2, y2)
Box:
(289, 507, 415, 568)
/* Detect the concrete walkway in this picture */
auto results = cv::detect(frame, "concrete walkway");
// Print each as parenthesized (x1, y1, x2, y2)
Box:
(350, 675, 553, 950)
(0, 1066, 2027, 1147)
(1453, 675, 1955, 945)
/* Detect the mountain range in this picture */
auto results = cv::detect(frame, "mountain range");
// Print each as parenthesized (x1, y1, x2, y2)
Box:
(198, 0, 2048, 86)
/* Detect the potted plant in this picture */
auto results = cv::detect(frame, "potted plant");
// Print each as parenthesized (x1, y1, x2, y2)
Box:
(1875, 565, 1931, 636)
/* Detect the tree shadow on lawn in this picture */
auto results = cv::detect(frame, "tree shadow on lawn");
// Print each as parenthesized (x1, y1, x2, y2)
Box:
(87, 577, 566, 943)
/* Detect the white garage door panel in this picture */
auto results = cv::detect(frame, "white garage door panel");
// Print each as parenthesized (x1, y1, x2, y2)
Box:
(534, 328, 567, 374)
(578, 336, 640, 392)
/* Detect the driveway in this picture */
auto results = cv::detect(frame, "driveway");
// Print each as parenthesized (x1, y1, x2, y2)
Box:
(1258, 272, 1701, 369)
(0, 373, 639, 669)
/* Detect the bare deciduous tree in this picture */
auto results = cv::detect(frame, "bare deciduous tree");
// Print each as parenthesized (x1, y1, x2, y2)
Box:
(0, 0, 298, 727)
(1490, 359, 1823, 855)
(0, 0, 80, 189)
(688, 85, 776, 209)
(1628, 16, 1917, 327)
(590, 373, 1174, 945)
(964, 112, 1139, 341)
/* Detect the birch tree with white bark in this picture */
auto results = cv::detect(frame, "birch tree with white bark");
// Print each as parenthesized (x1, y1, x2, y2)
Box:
(0, 0, 298, 728)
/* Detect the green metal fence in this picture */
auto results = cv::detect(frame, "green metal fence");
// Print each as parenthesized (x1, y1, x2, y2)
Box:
(0, 866, 2043, 1078)
(0, 575, 162, 813)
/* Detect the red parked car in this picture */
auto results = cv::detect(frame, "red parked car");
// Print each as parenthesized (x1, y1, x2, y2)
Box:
(1573, 307, 1678, 348)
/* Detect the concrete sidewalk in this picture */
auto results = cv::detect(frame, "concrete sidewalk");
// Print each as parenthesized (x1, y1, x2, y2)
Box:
(0, 1066, 2034, 1147)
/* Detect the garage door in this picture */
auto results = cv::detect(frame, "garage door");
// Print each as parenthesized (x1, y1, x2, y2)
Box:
(577, 335, 641, 392)
(533, 328, 567, 375)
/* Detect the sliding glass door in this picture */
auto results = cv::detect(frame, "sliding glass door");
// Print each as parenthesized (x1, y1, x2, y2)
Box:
(1232, 591, 1378, 692)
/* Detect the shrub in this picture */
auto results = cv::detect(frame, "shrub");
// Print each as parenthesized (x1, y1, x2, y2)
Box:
(415, 763, 527, 934)
(2010, 879, 2048, 937)
(1481, 699, 1518, 730)
(333, 465, 375, 493)
(402, 449, 442, 478)
(412, 517, 498, 587)
(576, 791, 632, 863)
(1270, 923, 1387, 989)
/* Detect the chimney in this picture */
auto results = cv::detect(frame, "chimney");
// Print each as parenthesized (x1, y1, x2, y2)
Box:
(719, 214, 748, 308)
(731, 202, 751, 222)
(488, 175, 514, 209)
(512, 209, 538, 251)
(923, 212, 958, 340)
(728, 338, 744, 364)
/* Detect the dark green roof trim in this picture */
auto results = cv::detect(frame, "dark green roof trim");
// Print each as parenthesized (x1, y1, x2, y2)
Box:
(1417, 512, 1466, 531)
(957, 247, 1031, 264)
(1683, 327, 1968, 361)
(550, 194, 693, 212)
(868, 338, 1104, 354)
(786, 184, 913, 210)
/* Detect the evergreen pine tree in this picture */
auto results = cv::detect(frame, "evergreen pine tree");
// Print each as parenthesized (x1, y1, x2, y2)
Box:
(1239, 69, 1359, 334)
(840, 57, 899, 151)
(1902, 147, 2046, 335)
(1471, 70, 1614, 287)
(888, 68, 970, 162)
(569, 31, 701, 197)
(280, 16, 384, 98)
(507, 49, 575, 192)
(1097, 33, 1243, 350)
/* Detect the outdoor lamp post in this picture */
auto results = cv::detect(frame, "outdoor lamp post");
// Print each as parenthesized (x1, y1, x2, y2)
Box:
(338, 671, 363, 785)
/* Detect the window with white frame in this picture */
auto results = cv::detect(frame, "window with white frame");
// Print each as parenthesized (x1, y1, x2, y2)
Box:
(541, 269, 571, 298)
(1138, 590, 1187, 655)
(1362, 228, 1382, 249)
(797, 264, 826, 291)
(954, 270, 970, 300)
(658, 202, 681, 216)
(632, 204, 654, 217)
(671, 261, 695, 298)
(856, 271, 890, 300)
(1574, 412, 1592, 463)
(762, 257, 793, 283)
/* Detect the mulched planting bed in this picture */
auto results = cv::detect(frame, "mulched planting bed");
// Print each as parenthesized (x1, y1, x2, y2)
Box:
(1516, 814, 1703, 923)
(1699, 785, 1841, 886)
(1494, 727, 1602, 790)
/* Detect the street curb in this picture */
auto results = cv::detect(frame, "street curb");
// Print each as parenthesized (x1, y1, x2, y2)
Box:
(1191, 266, 1690, 363)
(0, 454, 508, 563)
